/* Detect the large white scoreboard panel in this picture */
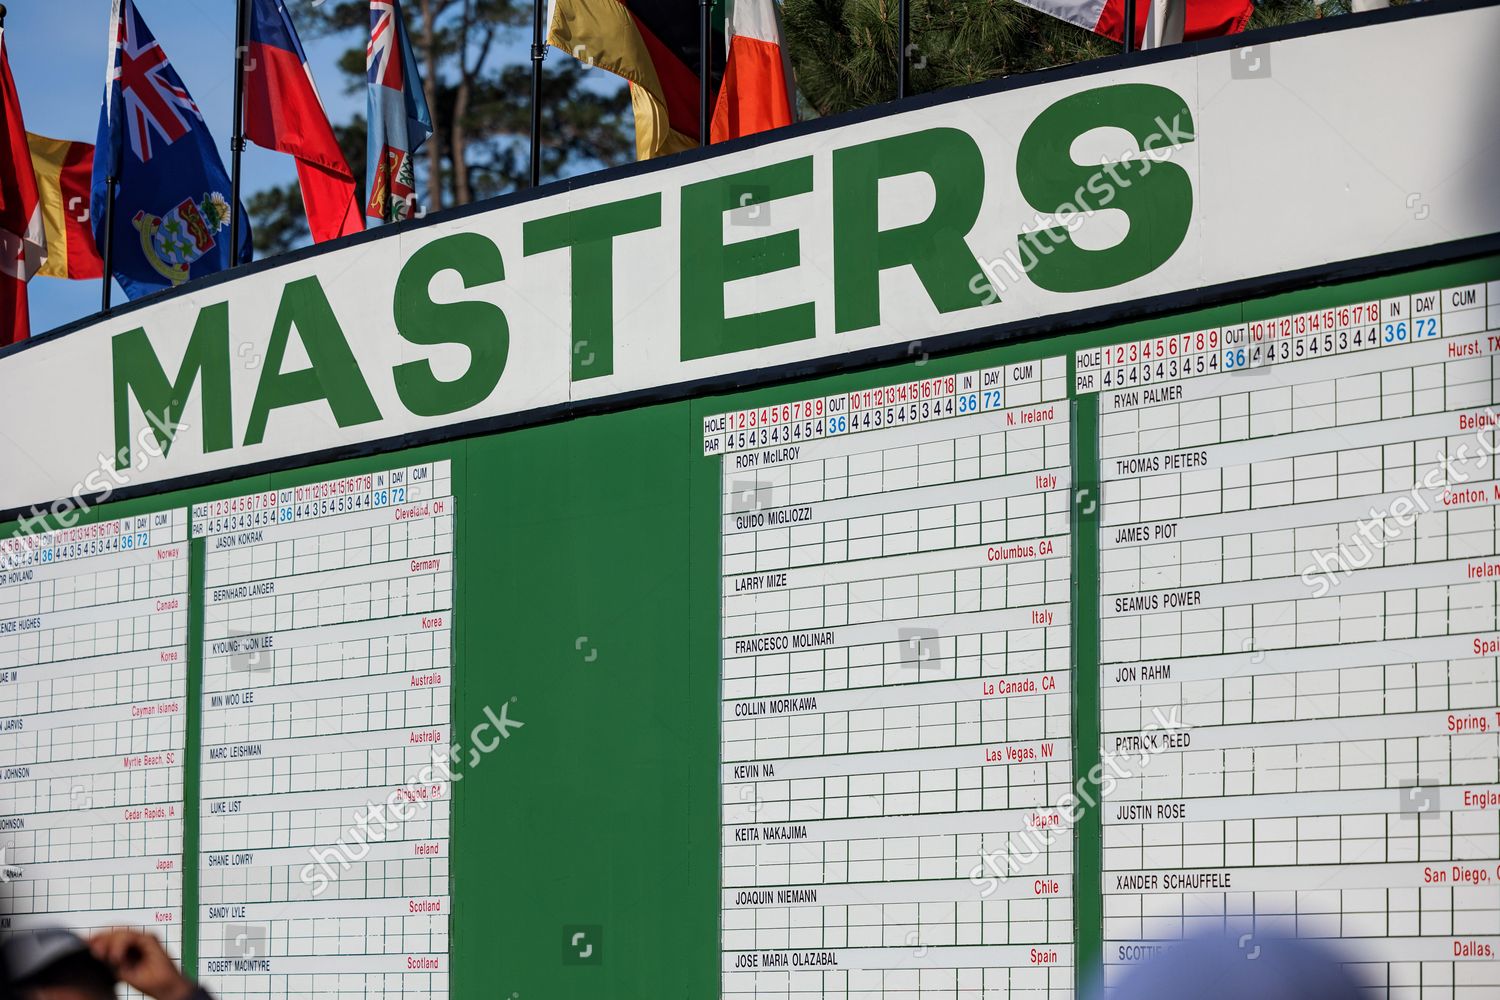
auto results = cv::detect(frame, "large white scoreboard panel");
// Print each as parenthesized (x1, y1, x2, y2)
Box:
(0, 512, 189, 979)
(709, 359, 1077, 998)
(193, 463, 455, 1000)
(1084, 281, 1500, 995)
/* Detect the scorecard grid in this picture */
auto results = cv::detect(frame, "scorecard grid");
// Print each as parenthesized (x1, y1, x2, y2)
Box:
(0, 511, 188, 998)
(715, 360, 1079, 999)
(193, 462, 454, 1000)
(1086, 281, 1500, 998)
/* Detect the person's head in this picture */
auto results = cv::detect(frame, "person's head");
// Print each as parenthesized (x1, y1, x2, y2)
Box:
(3, 930, 116, 1000)
(1102, 933, 1368, 1000)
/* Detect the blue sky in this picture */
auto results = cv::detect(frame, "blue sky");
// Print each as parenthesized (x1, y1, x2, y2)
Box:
(10, 1, 402, 333)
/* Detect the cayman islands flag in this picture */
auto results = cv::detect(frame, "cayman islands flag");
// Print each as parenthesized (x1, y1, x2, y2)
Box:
(91, 0, 251, 299)
(365, 0, 431, 224)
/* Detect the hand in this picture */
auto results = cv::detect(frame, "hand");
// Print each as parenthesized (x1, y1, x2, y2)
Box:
(88, 929, 196, 1000)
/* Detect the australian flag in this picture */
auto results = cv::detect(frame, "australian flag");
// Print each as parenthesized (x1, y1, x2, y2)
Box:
(366, 0, 431, 224)
(91, 0, 251, 300)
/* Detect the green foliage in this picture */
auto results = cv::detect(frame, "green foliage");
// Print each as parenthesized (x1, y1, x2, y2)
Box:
(247, 185, 307, 258)
(783, 0, 1382, 117)
(783, 0, 1114, 117)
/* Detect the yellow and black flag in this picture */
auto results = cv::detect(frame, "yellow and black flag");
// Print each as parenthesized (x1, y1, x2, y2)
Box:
(547, 0, 706, 159)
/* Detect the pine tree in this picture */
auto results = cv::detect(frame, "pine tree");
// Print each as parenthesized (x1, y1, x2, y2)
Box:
(782, 0, 1360, 118)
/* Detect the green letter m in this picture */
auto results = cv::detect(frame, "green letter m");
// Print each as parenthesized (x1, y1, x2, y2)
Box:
(112, 302, 233, 471)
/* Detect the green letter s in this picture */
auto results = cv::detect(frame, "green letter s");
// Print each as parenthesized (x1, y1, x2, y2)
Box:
(1016, 83, 1194, 293)
(394, 232, 510, 417)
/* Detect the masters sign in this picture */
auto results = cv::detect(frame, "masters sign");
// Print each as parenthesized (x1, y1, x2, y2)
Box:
(3, 3, 1499, 516)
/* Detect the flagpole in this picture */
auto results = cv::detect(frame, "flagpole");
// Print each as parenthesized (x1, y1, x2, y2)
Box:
(529, 0, 544, 187)
(229, 0, 249, 266)
(90, 0, 118, 312)
(698, 0, 710, 146)
(100, 175, 116, 312)
(897, 0, 909, 99)
(1122, 0, 1137, 52)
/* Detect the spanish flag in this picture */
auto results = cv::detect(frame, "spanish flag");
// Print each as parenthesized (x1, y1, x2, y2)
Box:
(547, 0, 704, 159)
(26, 133, 103, 281)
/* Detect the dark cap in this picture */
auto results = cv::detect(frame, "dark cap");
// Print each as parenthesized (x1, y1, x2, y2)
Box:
(3, 929, 95, 984)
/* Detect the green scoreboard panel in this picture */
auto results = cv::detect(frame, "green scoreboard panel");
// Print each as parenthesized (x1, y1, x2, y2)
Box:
(3, 255, 1496, 1000)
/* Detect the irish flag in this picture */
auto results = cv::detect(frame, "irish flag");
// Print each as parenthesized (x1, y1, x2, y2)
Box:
(711, 0, 795, 144)
(1019, 0, 1253, 44)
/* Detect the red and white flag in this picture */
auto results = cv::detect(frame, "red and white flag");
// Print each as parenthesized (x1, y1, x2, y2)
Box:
(711, 0, 796, 144)
(0, 25, 47, 346)
(1019, 0, 1252, 44)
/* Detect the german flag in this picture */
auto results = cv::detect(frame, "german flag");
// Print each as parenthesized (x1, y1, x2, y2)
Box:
(26, 133, 102, 281)
(547, 0, 707, 159)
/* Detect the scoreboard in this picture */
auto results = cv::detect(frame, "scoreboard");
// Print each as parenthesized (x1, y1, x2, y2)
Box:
(192, 464, 454, 998)
(716, 360, 1075, 996)
(3, 254, 1498, 1000)
(2, 4, 1499, 999)
(703, 269, 1500, 998)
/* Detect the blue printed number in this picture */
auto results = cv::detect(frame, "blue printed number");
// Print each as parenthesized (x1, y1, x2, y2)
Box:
(1383, 320, 1409, 344)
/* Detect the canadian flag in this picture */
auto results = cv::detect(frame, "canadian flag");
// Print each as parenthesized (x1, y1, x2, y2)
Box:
(1018, 0, 1253, 44)
(711, 0, 796, 144)
(0, 25, 45, 346)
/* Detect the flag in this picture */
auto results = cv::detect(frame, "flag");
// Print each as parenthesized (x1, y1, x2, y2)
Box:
(0, 26, 46, 346)
(90, 0, 251, 300)
(547, 0, 705, 159)
(27, 133, 104, 280)
(1019, 0, 1252, 43)
(246, 0, 363, 243)
(710, 0, 794, 143)
(366, 0, 432, 223)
